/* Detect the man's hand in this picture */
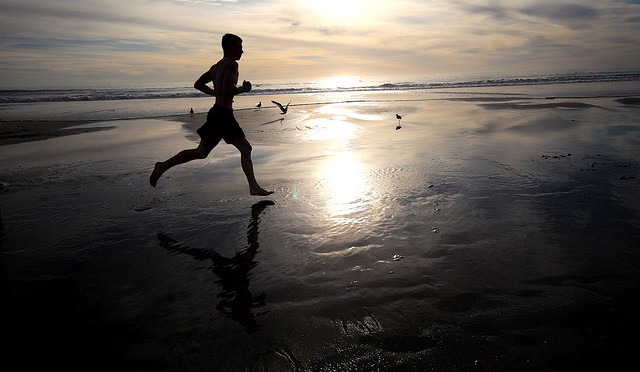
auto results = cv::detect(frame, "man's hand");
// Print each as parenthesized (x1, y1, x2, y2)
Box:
(242, 80, 252, 93)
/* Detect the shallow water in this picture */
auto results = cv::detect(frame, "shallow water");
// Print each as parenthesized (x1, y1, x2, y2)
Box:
(2, 96, 640, 371)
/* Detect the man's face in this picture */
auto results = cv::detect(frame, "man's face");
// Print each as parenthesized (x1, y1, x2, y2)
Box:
(230, 42, 244, 60)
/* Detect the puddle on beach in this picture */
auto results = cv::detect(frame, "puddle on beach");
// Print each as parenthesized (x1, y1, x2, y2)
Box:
(2, 98, 640, 370)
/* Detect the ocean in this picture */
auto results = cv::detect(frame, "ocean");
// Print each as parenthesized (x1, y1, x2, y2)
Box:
(1, 70, 639, 121)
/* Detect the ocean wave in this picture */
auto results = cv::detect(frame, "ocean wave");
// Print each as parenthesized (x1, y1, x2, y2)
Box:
(0, 87, 203, 104)
(1, 71, 639, 104)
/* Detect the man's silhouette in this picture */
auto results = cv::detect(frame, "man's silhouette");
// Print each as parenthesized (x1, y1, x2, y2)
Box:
(150, 33, 272, 196)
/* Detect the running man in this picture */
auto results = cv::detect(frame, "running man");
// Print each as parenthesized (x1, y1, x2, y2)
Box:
(150, 33, 272, 196)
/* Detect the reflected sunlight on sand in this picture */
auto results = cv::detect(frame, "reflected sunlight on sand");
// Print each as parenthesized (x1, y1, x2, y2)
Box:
(319, 151, 369, 217)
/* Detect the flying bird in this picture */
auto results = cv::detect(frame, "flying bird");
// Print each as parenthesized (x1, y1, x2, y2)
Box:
(272, 100, 291, 114)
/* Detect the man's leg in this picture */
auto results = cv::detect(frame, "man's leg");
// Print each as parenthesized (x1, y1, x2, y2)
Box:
(231, 137, 273, 196)
(150, 143, 212, 187)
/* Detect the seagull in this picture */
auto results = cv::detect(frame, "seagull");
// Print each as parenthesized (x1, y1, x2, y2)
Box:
(395, 113, 402, 130)
(272, 100, 291, 114)
(256, 101, 262, 109)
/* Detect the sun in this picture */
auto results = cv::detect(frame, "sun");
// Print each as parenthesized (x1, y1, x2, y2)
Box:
(305, 0, 364, 24)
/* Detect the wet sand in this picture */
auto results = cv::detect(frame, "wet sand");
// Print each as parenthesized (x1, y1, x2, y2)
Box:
(0, 120, 114, 146)
(2, 95, 640, 371)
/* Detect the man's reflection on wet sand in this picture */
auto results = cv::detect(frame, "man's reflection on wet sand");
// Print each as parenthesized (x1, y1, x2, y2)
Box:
(157, 200, 274, 333)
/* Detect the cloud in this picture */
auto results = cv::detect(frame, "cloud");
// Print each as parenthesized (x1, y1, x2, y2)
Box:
(8, 36, 169, 53)
(464, 4, 511, 19)
(520, 3, 599, 20)
(0, 0, 639, 87)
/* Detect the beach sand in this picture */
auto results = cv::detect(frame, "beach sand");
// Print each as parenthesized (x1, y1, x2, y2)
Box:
(0, 120, 115, 146)
(2, 95, 640, 371)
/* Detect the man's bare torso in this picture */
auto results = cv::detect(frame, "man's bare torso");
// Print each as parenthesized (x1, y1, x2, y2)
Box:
(210, 57, 238, 109)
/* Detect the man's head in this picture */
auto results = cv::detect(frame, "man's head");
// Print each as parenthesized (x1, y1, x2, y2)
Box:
(222, 33, 244, 60)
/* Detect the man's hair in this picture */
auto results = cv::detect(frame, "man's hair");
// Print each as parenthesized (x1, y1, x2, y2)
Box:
(221, 33, 242, 52)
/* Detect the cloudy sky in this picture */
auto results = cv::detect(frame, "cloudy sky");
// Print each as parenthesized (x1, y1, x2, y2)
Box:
(1, 0, 639, 88)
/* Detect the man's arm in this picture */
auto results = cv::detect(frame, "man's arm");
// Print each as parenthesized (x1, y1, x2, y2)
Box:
(221, 61, 251, 96)
(194, 70, 216, 96)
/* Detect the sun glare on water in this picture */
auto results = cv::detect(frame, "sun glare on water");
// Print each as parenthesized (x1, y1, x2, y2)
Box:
(318, 76, 363, 90)
(320, 151, 369, 216)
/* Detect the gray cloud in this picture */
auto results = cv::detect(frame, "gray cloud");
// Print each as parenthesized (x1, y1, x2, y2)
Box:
(520, 3, 600, 21)
(465, 4, 511, 19)
(7, 36, 167, 53)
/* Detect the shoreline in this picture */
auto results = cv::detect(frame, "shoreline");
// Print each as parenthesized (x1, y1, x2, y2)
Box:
(0, 120, 115, 146)
(1, 94, 639, 147)
(0, 110, 211, 146)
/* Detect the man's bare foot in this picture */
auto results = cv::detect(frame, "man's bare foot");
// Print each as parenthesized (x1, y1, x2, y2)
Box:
(149, 162, 165, 187)
(250, 187, 274, 196)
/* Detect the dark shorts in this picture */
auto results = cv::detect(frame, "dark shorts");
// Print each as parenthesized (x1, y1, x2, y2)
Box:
(196, 105, 245, 149)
